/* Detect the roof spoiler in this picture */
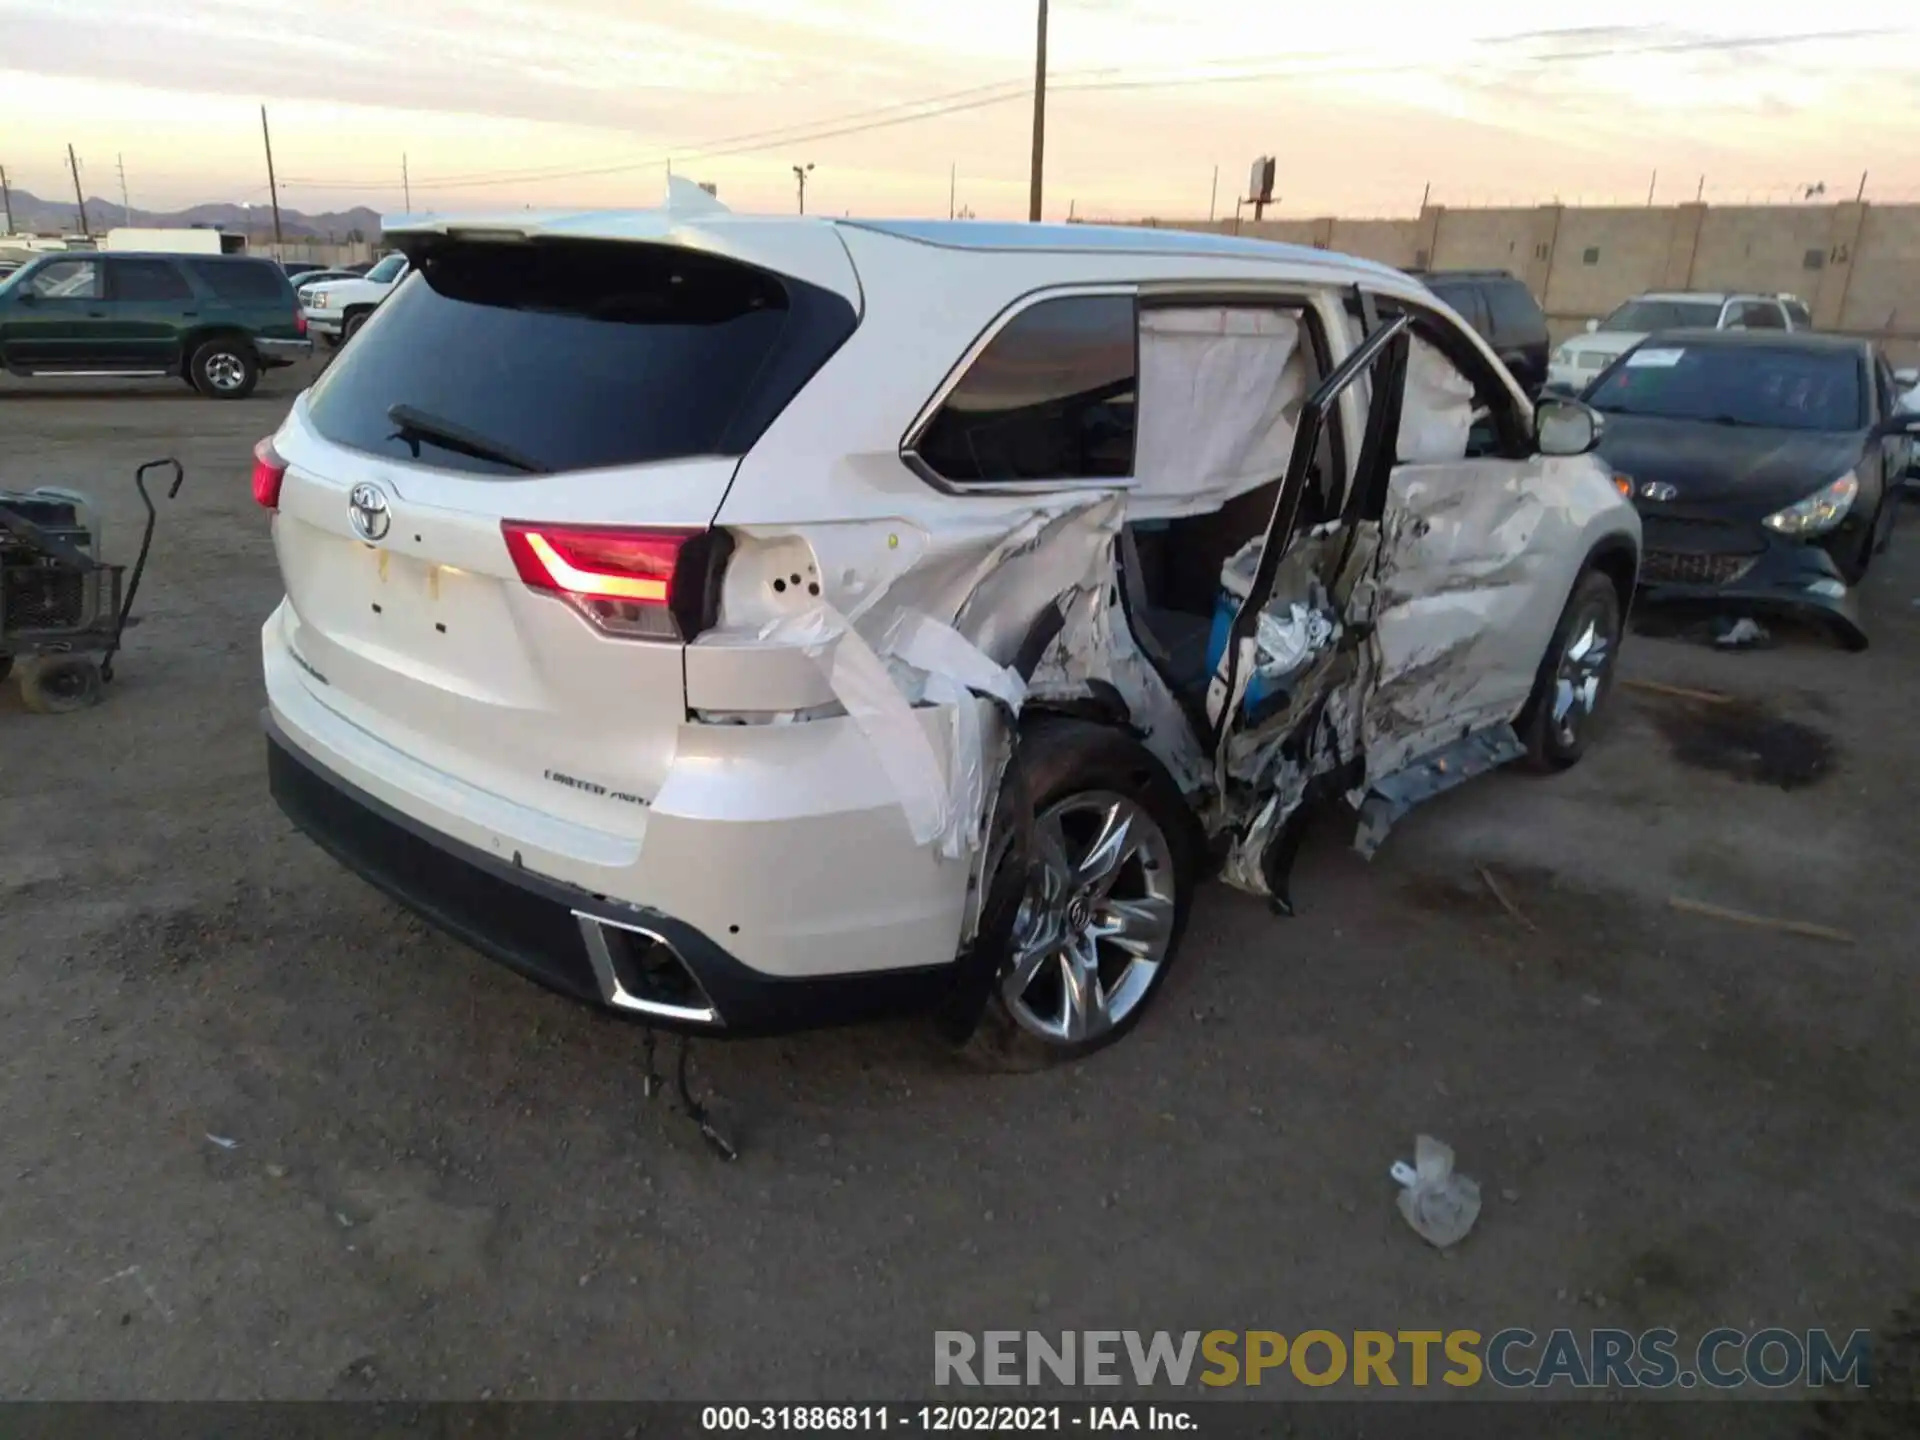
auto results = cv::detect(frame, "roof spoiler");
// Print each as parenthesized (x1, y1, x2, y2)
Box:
(383, 175, 732, 241)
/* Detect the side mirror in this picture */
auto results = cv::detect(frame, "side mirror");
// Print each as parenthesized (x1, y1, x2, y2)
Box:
(14, 290, 36, 307)
(1894, 367, 1918, 388)
(1871, 410, 1920, 441)
(1584, 318, 1600, 334)
(1536, 396, 1603, 457)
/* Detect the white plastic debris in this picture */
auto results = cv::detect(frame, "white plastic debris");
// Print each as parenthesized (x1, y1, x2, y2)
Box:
(204, 1133, 239, 1150)
(1713, 617, 1770, 649)
(1255, 602, 1337, 676)
(1390, 1135, 1481, 1248)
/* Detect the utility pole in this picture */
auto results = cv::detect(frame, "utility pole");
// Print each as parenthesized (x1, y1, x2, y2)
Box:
(260, 105, 284, 246)
(1028, 0, 1047, 221)
(1856, 170, 1868, 203)
(67, 144, 88, 237)
(1420, 180, 1431, 212)
(792, 162, 814, 214)
(0, 164, 13, 236)
(949, 163, 956, 221)
(117, 153, 130, 224)
(1646, 169, 1656, 206)
(1696, 174, 1705, 203)
(1209, 165, 1218, 222)
(402, 153, 411, 211)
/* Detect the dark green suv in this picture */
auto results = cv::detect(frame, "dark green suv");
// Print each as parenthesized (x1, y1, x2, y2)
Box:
(0, 252, 311, 399)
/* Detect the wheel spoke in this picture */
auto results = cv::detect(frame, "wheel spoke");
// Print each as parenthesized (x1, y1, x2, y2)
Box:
(1005, 931, 1057, 998)
(1032, 813, 1074, 904)
(1565, 620, 1598, 663)
(1076, 800, 1135, 895)
(1552, 676, 1576, 723)
(1059, 936, 1105, 1042)
(1094, 894, 1174, 958)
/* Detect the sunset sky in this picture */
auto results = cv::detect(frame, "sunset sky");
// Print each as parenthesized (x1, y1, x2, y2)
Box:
(2, 1, 1917, 222)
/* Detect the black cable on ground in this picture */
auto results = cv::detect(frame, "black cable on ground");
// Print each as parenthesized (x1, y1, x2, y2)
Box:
(675, 1033, 738, 1162)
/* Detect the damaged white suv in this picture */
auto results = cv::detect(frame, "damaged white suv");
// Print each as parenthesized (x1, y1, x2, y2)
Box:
(258, 184, 1639, 1064)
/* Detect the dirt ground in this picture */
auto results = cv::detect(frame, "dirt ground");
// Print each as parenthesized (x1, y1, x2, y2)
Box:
(1, 363, 1914, 1416)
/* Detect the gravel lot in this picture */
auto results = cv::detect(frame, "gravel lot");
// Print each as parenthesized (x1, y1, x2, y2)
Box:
(1, 363, 1915, 1417)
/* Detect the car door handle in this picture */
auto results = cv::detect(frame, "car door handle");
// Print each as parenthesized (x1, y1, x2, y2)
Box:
(180, 312, 198, 318)
(87, 311, 107, 318)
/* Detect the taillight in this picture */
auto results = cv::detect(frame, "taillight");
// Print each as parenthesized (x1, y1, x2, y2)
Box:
(295, 309, 308, 337)
(503, 522, 695, 640)
(252, 436, 287, 509)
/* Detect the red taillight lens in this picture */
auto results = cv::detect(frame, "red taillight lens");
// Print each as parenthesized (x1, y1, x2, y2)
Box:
(295, 309, 308, 337)
(252, 436, 287, 509)
(502, 522, 692, 640)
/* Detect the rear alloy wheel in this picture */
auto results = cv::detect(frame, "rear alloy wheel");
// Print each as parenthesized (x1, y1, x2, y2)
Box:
(1520, 569, 1621, 770)
(1001, 791, 1180, 1046)
(956, 719, 1196, 1070)
(341, 311, 371, 344)
(190, 339, 259, 399)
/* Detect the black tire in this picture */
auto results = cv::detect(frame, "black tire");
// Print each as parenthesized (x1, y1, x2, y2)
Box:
(0, 655, 11, 682)
(18, 655, 102, 714)
(188, 337, 259, 399)
(341, 311, 372, 344)
(954, 717, 1200, 1071)
(1836, 511, 1879, 583)
(1517, 569, 1622, 772)
(321, 333, 341, 350)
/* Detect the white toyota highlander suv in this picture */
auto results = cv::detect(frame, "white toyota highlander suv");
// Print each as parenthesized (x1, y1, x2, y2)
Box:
(258, 184, 1639, 1064)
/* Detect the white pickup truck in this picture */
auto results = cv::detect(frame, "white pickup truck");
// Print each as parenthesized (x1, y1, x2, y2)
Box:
(297, 253, 409, 346)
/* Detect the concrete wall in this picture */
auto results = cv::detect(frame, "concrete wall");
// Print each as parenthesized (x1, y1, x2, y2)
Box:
(261, 239, 378, 267)
(1128, 201, 1920, 363)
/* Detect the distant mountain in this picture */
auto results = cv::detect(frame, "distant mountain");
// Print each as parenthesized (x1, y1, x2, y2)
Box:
(1, 187, 383, 242)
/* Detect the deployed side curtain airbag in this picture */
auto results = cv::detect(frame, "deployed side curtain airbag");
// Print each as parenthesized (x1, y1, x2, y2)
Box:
(1397, 335, 1477, 465)
(1133, 307, 1306, 513)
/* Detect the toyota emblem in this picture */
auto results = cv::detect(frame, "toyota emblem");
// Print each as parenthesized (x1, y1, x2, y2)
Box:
(1639, 482, 1678, 502)
(348, 482, 392, 542)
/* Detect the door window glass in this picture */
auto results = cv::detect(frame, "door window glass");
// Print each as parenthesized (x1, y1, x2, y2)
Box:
(24, 259, 101, 300)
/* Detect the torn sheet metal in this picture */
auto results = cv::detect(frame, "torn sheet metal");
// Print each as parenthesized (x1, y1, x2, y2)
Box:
(1025, 532, 1213, 799)
(1132, 306, 1307, 517)
(694, 497, 1123, 862)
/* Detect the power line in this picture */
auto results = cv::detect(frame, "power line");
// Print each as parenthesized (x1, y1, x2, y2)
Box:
(259, 24, 1920, 199)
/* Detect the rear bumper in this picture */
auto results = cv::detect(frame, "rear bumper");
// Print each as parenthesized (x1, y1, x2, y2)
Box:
(266, 720, 960, 1036)
(257, 337, 313, 365)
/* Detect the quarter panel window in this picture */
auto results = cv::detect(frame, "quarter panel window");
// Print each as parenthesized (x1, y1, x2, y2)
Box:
(914, 294, 1137, 484)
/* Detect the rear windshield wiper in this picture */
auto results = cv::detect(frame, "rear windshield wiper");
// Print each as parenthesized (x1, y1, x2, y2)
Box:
(386, 403, 548, 474)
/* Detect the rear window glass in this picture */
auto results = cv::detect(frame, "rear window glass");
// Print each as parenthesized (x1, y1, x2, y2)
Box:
(185, 259, 291, 302)
(1588, 343, 1864, 432)
(1426, 283, 1487, 334)
(303, 240, 858, 475)
(1601, 299, 1722, 331)
(913, 294, 1136, 484)
(1484, 280, 1543, 337)
(111, 258, 193, 302)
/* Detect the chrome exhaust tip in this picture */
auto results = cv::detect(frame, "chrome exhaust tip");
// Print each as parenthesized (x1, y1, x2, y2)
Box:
(575, 912, 722, 1026)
